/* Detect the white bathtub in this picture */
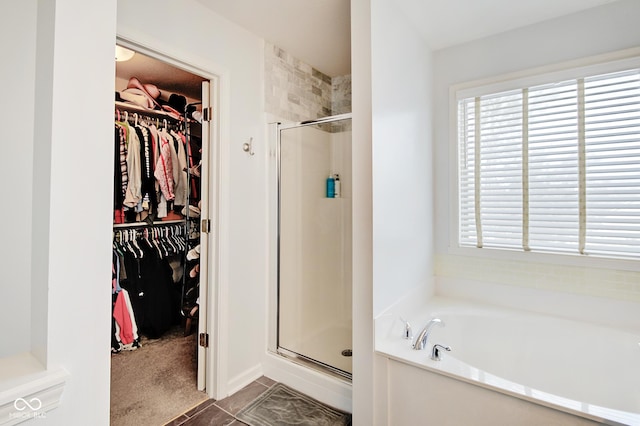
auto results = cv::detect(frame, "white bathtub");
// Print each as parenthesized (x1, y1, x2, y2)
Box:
(375, 296, 640, 425)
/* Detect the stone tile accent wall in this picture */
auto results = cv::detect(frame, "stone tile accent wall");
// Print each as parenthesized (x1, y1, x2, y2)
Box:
(332, 75, 352, 115)
(265, 42, 351, 122)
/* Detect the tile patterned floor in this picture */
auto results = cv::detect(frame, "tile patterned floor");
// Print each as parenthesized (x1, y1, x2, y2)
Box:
(164, 376, 278, 426)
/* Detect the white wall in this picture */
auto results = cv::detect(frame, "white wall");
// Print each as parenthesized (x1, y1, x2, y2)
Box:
(117, 0, 267, 397)
(45, 0, 117, 419)
(0, 0, 118, 424)
(371, 0, 434, 316)
(350, 0, 374, 423)
(433, 0, 640, 303)
(0, 0, 37, 358)
(368, 0, 435, 425)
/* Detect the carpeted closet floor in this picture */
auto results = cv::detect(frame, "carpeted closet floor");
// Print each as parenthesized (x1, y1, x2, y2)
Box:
(110, 325, 208, 426)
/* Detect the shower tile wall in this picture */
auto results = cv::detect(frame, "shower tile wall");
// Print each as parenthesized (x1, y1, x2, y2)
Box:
(265, 42, 351, 122)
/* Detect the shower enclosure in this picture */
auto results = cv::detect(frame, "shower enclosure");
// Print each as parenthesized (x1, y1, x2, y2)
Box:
(274, 114, 352, 379)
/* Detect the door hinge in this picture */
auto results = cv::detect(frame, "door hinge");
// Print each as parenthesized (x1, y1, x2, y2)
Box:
(199, 333, 209, 348)
(202, 107, 212, 122)
(201, 219, 210, 233)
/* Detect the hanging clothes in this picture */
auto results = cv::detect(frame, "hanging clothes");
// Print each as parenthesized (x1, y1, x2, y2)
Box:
(171, 129, 189, 209)
(111, 249, 140, 353)
(114, 108, 190, 223)
(134, 125, 158, 213)
(112, 225, 186, 343)
(187, 135, 202, 202)
(154, 128, 175, 202)
(111, 102, 197, 352)
(113, 289, 138, 346)
(114, 124, 128, 208)
(123, 124, 142, 209)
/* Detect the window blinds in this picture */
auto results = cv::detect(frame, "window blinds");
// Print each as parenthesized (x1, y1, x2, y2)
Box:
(458, 67, 640, 259)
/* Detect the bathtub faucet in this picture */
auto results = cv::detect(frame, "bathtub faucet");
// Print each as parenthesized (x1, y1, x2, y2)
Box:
(431, 344, 452, 361)
(413, 318, 444, 350)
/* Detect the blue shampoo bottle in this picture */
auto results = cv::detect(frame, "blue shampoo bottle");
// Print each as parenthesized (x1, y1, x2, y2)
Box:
(326, 174, 335, 198)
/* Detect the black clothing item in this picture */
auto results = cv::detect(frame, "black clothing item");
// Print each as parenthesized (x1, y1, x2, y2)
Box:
(187, 135, 202, 203)
(119, 239, 177, 339)
(134, 125, 158, 212)
(114, 125, 125, 210)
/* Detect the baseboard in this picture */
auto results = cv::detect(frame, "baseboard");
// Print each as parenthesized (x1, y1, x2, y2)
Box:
(226, 364, 263, 397)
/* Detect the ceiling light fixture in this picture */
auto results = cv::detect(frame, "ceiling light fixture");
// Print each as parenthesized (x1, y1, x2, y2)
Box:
(115, 45, 135, 62)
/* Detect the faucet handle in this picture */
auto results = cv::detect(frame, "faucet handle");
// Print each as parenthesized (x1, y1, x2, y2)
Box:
(431, 344, 451, 361)
(399, 317, 413, 340)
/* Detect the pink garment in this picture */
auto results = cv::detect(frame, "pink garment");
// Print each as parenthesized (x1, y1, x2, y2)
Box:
(154, 133, 175, 201)
(113, 291, 134, 345)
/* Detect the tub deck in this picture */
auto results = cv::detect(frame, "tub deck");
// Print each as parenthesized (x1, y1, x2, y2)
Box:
(375, 296, 640, 426)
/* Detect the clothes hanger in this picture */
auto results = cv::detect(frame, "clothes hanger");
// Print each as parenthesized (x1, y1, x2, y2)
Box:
(166, 227, 179, 255)
(116, 110, 129, 126)
(166, 225, 178, 252)
(157, 227, 169, 257)
(163, 228, 174, 256)
(174, 225, 186, 252)
(113, 231, 125, 258)
(129, 229, 144, 258)
(120, 229, 134, 258)
(179, 225, 187, 251)
(170, 225, 184, 252)
(154, 227, 163, 256)
(124, 229, 136, 258)
(141, 228, 154, 251)
(164, 227, 177, 255)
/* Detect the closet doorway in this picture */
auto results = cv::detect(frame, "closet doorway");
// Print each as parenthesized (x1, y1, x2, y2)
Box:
(110, 42, 216, 425)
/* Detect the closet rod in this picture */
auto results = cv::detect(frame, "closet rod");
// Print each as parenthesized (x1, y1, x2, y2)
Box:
(115, 101, 184, 123)
(113, 219, 185, 229)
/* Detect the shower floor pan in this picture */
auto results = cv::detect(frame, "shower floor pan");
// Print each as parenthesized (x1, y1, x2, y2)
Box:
(279, 325, 352, 380)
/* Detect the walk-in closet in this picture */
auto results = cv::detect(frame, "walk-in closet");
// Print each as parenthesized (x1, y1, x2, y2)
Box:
(110, 44, 211, 425)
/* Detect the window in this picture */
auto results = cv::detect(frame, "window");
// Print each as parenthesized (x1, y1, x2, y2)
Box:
(457, 59, 640, 260)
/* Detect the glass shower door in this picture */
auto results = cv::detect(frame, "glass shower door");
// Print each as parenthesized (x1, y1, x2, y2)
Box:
(278, 116, 352, 377)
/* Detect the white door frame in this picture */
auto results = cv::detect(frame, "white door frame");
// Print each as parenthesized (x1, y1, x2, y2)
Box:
(113, 35, 228, 400)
